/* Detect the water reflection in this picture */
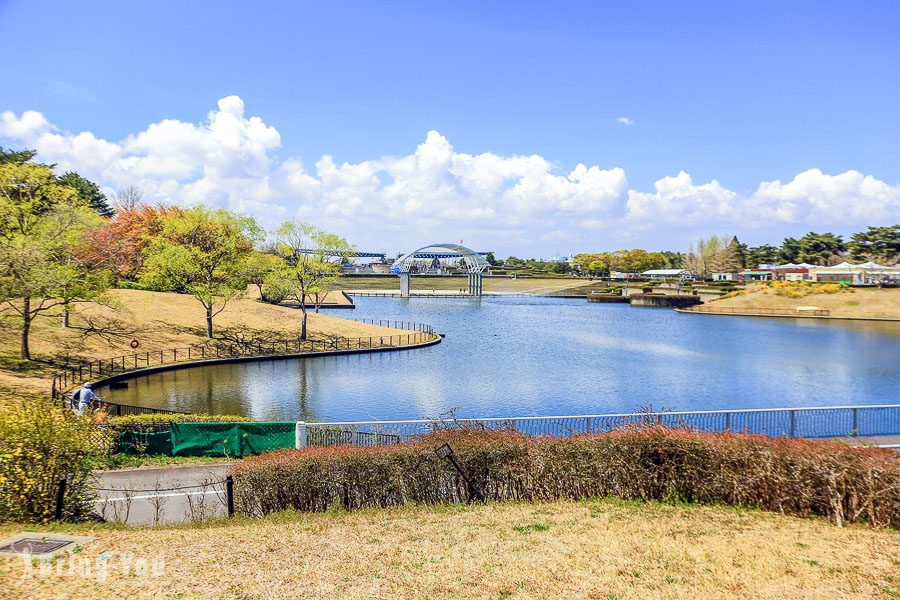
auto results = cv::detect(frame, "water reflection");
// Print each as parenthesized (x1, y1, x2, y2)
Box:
(99, 297, 900, 421)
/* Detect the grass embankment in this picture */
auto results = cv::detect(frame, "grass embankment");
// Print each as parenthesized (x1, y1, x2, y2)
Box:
(0, 288, 405, 396)
(1, 500, 897, 598)
(708, 283, 900, 319)
(336, 275, 601, 295)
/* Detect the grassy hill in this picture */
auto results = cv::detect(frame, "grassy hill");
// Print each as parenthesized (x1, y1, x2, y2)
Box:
(0, 288, 403, 396)
(707, 284, 900, 319)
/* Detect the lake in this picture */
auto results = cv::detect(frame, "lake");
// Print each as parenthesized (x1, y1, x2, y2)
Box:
(98, 296, 900, 422)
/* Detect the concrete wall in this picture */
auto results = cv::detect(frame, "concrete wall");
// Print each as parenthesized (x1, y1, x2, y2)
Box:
(630, 294, 703, 308)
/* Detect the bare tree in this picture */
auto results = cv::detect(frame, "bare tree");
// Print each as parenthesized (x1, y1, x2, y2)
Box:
(149, 479, 169, 527)
(113, 185, 144, 212)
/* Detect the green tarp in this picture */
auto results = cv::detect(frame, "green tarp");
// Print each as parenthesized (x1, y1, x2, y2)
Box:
(170, 422, 295, 457)
(118, 429, 173, 455)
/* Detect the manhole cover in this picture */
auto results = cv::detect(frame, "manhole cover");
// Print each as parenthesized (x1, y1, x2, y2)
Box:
(0, 533, 93, 558)
(0, 538, 73, 555)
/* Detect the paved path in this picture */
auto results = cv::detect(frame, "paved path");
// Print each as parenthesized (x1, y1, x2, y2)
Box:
(841, 434, 900, 448)
(92, 463, 231, 526)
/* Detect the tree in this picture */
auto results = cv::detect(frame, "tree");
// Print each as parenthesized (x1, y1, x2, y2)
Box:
(140, 207, 258, 338)
(572, 253, 599, 275)
(271, 221, 354, 340)
(484, 252, 498, 266)
(779, 237, 801, 263)
(243, 249, 284, 301)
(797, 232, 845, 266)
(1, 148, 113, 218)
(87, 204, 181, 279)
(551, 261, 570, 274)
(660, 251, 683, 269)
(681, 236, 737, 275)
(58, 172, 114, 217)
(847, 225, 899, 264)
(727, 236, 747, 270)
(718, 236, 743, 272)
(0, 147, 37, 165)
(0, 161, 108, 359)
(504, 256, 526, 269)
(746, 244, 780, 268)
(113, 185, 144, 213)
(587, 259, 609, 276)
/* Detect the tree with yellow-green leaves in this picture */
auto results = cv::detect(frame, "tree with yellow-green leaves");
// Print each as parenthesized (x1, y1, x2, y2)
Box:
(0, 160, 110, 359)
(140, 207, 261, 339)
(243, 249, 285, 302)
(271, 221, 354, 340)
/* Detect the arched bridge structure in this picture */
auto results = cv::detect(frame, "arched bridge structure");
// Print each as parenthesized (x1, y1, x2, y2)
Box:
(392, 243, 490, 274)
(391, 243, 491, 296)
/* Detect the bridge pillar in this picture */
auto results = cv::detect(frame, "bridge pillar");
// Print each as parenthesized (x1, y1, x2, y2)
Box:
(399, 273, 411, 298)
(467, 272, 483, 296)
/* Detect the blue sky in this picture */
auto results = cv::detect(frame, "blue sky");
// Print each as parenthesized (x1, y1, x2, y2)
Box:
(1, 1, 899, 256)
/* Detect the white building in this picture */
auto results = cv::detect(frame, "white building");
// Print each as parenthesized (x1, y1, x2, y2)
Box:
(811, 262, 900, 284)
(711, 272, 737, 281)
(642, 268, 692, 280)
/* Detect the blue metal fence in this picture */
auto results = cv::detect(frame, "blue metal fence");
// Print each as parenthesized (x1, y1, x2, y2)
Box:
(298, 404, 900, 448)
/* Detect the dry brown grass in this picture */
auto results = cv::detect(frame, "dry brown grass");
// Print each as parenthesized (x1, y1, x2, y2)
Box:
(0, 288, 404, 396)
(710, 285, 900, 319)
(1, 499, 897, 598)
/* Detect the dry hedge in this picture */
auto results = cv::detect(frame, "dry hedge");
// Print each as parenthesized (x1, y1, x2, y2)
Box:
(231, 426, 900, 527)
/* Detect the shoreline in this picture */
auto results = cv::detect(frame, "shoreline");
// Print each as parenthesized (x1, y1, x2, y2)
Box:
(90, 334, 442, 394)
(674, 307, 900, 322)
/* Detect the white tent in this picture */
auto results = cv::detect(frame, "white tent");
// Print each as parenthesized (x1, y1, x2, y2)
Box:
(810, 261, 900, 283)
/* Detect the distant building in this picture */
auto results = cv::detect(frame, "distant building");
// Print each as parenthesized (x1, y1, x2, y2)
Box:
(711, 272, 737, 281)
(738, 269, 774, 282)
(642, 268, 692, 280)
(548, 254, 575, 265)
(769, 262, 820, 281)
(811, 262, 900, 284)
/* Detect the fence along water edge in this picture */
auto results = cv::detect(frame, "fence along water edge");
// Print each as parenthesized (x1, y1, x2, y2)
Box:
(295, 404, 900, 448)
(51, 320, 439, 416)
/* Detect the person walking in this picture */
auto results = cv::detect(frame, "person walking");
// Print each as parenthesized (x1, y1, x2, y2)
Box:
(70, 382, 99, 416)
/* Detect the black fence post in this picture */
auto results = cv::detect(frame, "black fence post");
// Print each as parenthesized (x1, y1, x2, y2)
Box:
(55, 477, 67, 521)
(225, 475, 235, 516)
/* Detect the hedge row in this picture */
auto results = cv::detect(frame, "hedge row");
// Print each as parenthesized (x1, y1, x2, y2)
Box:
(231, 426, 900, 527)
(106, 413, 253, 428)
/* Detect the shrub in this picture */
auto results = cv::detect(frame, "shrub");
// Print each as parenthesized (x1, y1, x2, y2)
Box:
(0, 395, 95, 522)
(768, 281, 848, 298)
(231, 427, 900, 527)
(714, 290, 747, 301)
(107, 413, 253, 428)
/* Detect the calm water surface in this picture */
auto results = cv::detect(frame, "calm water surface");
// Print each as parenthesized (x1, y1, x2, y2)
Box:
(99, 297, 900, 421)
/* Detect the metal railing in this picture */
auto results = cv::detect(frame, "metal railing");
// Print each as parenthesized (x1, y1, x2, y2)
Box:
(51, 321, 439, 415)
(294, 404, 900, 448)
(94, 399, 183, 416)
(348, 319, 434, 333)
(682, 305, 831, 316)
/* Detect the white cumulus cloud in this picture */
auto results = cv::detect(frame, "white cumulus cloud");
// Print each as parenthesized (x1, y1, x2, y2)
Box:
(2, 96, 899, 254)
